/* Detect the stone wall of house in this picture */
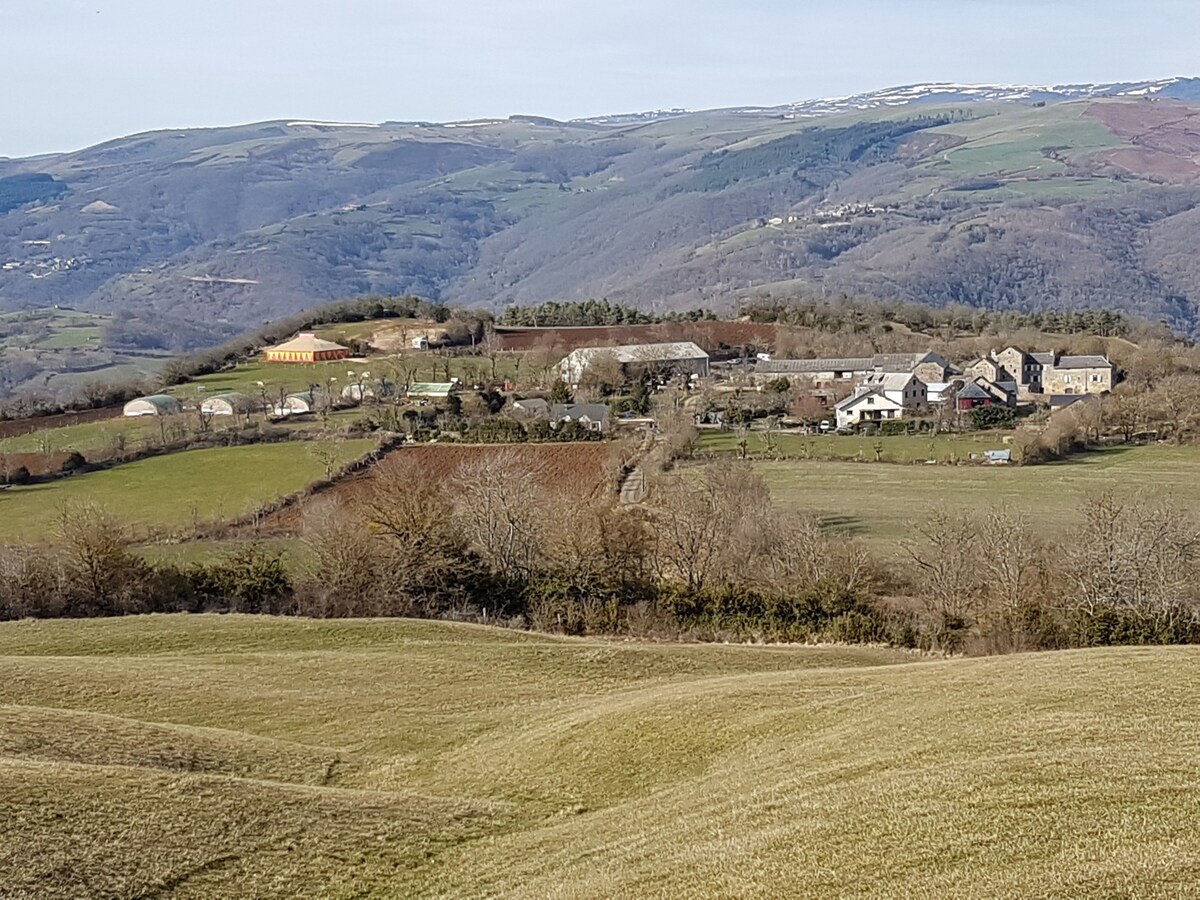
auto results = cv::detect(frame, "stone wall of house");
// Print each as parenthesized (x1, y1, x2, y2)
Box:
(1043, 365, 1112, 395)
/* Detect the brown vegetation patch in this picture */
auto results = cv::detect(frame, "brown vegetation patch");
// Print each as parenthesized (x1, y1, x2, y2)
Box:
(1087, 101, 1200, 183)
(0, 451, 74, 477)
(495, 321, 778, 353)
(261, 442, 622, 533)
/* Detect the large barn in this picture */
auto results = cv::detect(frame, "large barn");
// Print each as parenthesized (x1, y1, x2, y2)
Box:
(557, 341, 710, 384)
(265, 333, 351, 363)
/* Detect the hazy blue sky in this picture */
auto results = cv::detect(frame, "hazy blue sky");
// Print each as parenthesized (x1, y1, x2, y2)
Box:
(3, 0, 1198, 157)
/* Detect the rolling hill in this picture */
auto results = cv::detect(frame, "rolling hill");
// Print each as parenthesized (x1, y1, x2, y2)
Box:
(4, 79, 1200, 336)
(1, 615, 1198, 897)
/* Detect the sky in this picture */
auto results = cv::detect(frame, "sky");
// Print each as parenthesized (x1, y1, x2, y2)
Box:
(3, 0, 1199, 158)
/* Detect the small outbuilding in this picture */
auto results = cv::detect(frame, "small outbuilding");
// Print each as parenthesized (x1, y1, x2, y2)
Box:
(123, 394, 181, 417)
(200, 392, 255, 416)
(407, 380, 459, 399)
(265, 332, 351, 363)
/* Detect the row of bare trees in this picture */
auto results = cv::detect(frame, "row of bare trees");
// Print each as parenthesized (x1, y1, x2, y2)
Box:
(5, 461, 1200, 654)
(905, 497, 1200, 652)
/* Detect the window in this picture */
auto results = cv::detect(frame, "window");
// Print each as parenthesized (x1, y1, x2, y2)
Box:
(866, 396, 875, 405)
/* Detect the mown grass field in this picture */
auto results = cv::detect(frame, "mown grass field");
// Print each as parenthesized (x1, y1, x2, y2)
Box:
(0, 439, 376, 541)
(753, 444, 1200, 551)
(697, 428, 1016, 463)
(1, 615, 1198, 897)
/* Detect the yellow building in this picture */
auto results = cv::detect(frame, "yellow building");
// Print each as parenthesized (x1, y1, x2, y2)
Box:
(264, 332, 351, 363)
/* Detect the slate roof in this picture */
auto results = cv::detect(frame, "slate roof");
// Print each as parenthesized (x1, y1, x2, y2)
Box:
(957, 382, 994, 401)
(863, 372, 917, 392)
(551, 403, 610, 422)
(1054, 354, 1113, 370)
(755, 357, 874, 374)
(757, 351, 945, 376)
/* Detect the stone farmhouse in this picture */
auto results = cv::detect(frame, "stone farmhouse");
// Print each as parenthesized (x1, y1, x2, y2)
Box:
(975, 348, 1114, 398)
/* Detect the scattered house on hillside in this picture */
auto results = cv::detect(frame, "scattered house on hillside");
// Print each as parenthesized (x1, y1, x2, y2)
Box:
(966, 348, 1115, 398)
(411, 335, 430, 350)
(995, 347, 1044, 395)
(265, 332, 352, 363)
(557, 341, 710, 384)
(273, 391, 315, 416)
(1041, 354, 1115, 395)
(200, 392, 255, 416)
(511, 397, 550, 418)
(962, 356, 1007, 384)
(835, 388, 905, 430)
(860, 372, 928, 409)
(123, 394, 182, 417)
(407, 380, 459, 400)
(550, 402, 610, 433)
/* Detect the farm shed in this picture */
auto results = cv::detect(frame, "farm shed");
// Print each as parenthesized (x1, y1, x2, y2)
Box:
(407, 381, 459, 399)
(123, 394, 181, 417)
(272, 392, 316, 416)
(557, 342, 710, 384)
(265, 332, 351, 363)
(200, 392, 255, 416)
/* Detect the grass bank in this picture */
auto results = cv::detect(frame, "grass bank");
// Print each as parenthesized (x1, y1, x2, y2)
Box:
(1, 616, 1197, 896)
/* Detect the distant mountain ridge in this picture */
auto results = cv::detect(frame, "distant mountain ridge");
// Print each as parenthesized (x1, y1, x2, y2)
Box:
(575, 77, 1200, 124)
(4, 78, 1200, 340)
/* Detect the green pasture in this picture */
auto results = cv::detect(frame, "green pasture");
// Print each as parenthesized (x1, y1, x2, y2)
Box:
(697, 428, 1016, 463)
(1, 615, 1198, 896)
(753, 443, 1200, 551)
(0, 439, 376, 540)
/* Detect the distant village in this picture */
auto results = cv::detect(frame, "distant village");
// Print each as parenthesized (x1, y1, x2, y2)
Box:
(121, 326, 1115, 444)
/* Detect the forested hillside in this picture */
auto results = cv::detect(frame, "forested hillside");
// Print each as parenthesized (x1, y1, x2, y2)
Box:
(4, 82, 1200, 337)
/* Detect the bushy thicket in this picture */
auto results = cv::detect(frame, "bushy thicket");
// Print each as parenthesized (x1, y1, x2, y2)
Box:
(7, 465, 1200, 656)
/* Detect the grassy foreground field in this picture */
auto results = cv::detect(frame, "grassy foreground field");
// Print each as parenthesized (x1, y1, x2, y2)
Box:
(755, 444, 1200, 552)
(0, 440, 375, 541)
(2, 615, 1199, 897)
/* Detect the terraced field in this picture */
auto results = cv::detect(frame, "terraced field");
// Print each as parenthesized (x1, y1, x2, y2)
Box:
(1, 616, 1198, 897)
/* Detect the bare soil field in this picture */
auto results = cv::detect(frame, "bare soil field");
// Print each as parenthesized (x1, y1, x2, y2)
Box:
(496, 321, 779, 353)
